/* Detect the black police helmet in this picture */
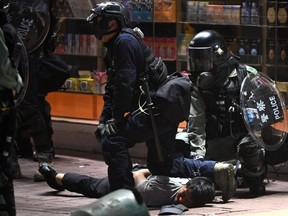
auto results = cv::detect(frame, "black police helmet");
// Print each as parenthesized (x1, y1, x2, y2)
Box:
(188, 30, 228, 74)
(87, 1, 130, 40)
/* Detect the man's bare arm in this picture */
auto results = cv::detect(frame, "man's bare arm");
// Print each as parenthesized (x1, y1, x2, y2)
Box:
(133, 169, 151, 186)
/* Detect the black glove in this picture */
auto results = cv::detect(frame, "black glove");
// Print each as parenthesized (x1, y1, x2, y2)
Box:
(104, 118, 119, 136)
(95, 123, 105, 142)
(68, 67, 80, 78)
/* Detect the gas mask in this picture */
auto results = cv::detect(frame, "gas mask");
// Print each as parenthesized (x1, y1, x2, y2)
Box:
(196, 72, 216, 91)
(192, 51, 239, 91)
(92, 17, 111, 40)
(188, 45, 226, 90)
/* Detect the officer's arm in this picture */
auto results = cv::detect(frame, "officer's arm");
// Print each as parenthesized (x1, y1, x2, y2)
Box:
(176, 88, 207, 158)
(0, 28, 22, 92)
(112, 36, 139, 120)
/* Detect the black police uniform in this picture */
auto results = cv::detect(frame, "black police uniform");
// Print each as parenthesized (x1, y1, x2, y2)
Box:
(0, 20, 21, 216)
(17, 51, 55, 160)
(0, 93, 17, 216)
(99, 30, 214, 191)
(16, 0, 56, 160)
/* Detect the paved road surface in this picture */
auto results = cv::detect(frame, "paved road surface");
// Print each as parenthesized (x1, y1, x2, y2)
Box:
(14, 150, 288, 216)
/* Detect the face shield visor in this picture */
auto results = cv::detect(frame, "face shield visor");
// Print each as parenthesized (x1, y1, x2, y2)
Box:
(187, 46, 214, 73)
(87, 13, 111, 40)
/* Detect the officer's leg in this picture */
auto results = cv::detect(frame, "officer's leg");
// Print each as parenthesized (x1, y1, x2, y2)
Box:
(1, 109, 22, 180)
(20, 106, 54, 162)
(100, 114, 147, 191)
(0, 175, 16, 216)
(16, 107, 34, 157)
(146, 126, 177, 175)
(100, 111, 177, 191)
(205, 136, 238, 162)
(16, 136, 33, 158)
(237, 135, 266, 196)
(0, 113, 16, 216)
(40, 98, 55, 156)
(125, 111, 179, 175)
(18, 105, 54, 181)
(101, 134, 134, 191)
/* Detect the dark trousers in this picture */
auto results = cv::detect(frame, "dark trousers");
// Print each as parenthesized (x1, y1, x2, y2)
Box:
(17, 54, 54, 155)
(1, 108, 17, 216)
(0, 179, 16, 216)
(62, 173, 110, 198)
(101, 111, 178, 191)
(17, 98, 54, 154)
(101, 110, 216, 191)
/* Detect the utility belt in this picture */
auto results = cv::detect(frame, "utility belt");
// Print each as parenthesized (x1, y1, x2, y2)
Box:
(206, 112, 247, 140)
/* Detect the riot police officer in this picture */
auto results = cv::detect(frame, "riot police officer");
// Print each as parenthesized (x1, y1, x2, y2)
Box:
(87, 2, 235, 196)
(178, 30, 266, 195)
(0, 1, 24, 214)
(87, 1, 176, 191)
(7, 0, 58, 181)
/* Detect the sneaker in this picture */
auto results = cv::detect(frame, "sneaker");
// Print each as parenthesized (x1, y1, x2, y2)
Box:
(38, 162, 65, 191)
(34, 170, 45, 182)
(214, 162, 237, 202)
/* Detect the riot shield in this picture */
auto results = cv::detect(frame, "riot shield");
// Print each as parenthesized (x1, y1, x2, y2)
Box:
(240, 72, 287, 151)
(7, 0, 51, 53)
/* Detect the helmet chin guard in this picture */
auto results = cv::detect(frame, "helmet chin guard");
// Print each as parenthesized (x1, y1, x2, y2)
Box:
(240, 71, 287, 151)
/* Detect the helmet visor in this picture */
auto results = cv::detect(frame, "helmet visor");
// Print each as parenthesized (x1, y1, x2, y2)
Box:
(188, 47, 213, 73)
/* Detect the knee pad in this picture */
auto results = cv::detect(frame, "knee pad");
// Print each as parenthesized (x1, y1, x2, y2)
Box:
(237, 136, 266, 177)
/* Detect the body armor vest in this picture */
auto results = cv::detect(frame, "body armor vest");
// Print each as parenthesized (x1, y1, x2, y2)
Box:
(206, 64, 248, 139)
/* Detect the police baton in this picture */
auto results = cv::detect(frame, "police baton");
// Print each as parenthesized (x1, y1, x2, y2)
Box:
(11, 42, 23, 69)
(141, 77, 164, 162)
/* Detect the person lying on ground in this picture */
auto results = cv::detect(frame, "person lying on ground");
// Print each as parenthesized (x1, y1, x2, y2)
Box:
(39, 161, 236, 207)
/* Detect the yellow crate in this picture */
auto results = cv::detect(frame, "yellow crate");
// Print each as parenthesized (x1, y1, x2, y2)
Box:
(63, 78, 78, 91)
(78, 78, 95, 93)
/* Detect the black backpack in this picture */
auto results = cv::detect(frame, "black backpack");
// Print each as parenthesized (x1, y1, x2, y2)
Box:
(121, 28, 167, 90)
(121, 28, 192, 124)
(152, 72, 192, 124)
